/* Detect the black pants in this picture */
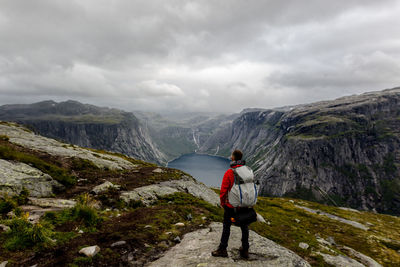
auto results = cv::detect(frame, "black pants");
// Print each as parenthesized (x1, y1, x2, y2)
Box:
(219, 206, 249, 250)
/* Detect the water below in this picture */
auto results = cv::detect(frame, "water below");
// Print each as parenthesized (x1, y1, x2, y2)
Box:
(168, 153, 230, 187)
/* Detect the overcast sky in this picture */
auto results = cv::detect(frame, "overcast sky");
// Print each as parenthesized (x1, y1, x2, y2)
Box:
(1, 0, 400, 113)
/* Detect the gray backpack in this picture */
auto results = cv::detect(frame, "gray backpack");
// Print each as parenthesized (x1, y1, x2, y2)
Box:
(228, 165, 258, 207)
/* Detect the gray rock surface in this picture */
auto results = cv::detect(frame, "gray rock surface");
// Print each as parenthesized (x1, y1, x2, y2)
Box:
(159, 175, 220, 206)
(148, 222, 310, 267)
(317, 252, 365, 267)
(0, 122, 137, 170)
(28, 197, 76, 208)
(339, 245, 382, 267)
(120, 175, 220, 206)
(295, 205, 369, 231)
(0, 261, 8, 267)
(0, 159, 63, 197)
(91, 181, 120, 194)
(79, 245, 100, 257)
(120, 184, 179, 206)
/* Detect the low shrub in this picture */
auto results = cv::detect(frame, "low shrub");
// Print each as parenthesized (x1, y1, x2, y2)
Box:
(43, 193, 102, 229)
(3, 213, 54, 250)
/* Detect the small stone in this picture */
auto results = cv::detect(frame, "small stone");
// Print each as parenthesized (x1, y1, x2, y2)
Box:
(111, 241, 127, 247)
(267, 221, 271, 225)
(159, 241, 168, 248)
(0, 261, 8, 267)
(175, 222, 185, 227)
(201, 216, 207, 220)
(186, 214, 193, 221)
(294, 218, 300, 223)
(117, 213, 121, 217)
(256, 213, 266, 223)
(144, 225, 152, 229)
(0, 224, 10, 232)
(165, 232, 172, 235)
(299, 242, 309, 250)
(326, 236, 336, 245)
(79, 245, 100, 257)
(152, 168, 164, 173)
(174, 236, 181, 243)
(144, 243, 151, 248)
(289, 200, 295, 203)
(78, 230, 84, 234)
(127, 252, 134, 261)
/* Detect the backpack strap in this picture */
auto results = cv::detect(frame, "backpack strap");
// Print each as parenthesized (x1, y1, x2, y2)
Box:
(231, 168, 244, 185)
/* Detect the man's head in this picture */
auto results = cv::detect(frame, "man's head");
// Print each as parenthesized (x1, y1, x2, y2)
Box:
(231, 149, 243, 161)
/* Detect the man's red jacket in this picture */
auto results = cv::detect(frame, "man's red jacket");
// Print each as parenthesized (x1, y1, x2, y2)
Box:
(220, 164, 243, 208)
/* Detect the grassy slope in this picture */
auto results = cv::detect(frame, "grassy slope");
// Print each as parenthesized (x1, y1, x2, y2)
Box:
(252, 197, 400, 266)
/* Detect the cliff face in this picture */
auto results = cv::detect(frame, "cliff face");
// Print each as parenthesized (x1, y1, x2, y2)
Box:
(200, 88, 400, 215)
(0, 101, 166, 164)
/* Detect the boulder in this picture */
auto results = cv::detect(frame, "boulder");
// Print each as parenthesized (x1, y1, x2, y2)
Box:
(91, 181, 120, 194)
(120, 184, 178, 206)
(159, 176, 220, 206)
(148, 222, 310, 267)
(0, 159, 64, 197)
(0, 261, 8, 267)
(79, 245, 100, 257)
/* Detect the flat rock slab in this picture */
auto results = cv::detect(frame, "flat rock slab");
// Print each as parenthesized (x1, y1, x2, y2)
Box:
(295, 205, 369, 231)
(148, 222, 310, 267)
(28, 197, 76, 208)
(120, 176, 220, 207)
(0, 159, 63, 197)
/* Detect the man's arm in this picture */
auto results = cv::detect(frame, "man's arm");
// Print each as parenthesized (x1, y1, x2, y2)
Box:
(220, 169, 233, 207)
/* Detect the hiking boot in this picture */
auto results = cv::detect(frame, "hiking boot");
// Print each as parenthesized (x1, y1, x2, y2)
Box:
(239, 246, 249, 259)
(211, 247, 228, 257)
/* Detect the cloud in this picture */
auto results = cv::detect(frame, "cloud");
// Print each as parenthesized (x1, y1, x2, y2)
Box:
(0, 0, 400, 112)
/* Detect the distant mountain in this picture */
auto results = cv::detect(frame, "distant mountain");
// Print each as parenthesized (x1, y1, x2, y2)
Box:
(0, 100, 166, 164)
(199, 87, 400, 215)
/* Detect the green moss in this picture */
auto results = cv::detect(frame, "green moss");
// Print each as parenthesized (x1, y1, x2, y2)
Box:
(0, 144, 76, 187)
(70, 158, 99, 171)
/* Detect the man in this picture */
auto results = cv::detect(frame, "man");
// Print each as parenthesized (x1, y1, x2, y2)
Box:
(211, 149, 249, 259)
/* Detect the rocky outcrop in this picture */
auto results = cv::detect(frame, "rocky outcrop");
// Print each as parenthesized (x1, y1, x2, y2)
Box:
(0, 100, 166, 164)
(0, 122, 136, 170)
(199, 88, 400, 215)
(148, 222, 311, 267)
(0, 159, 63, 197)
(120, 175, 219, 206)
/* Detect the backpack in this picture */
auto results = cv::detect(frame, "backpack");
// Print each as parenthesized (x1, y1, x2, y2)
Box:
(228, 165, 258, 208)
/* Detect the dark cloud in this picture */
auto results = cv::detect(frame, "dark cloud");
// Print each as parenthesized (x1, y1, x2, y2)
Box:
(0, 0, 399, 112)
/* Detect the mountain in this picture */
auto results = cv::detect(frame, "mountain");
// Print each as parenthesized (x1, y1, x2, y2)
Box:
(134, 110, 239, 161)
(199, 87, 400, 215)
(0, 100, 166, 164)
(0, 121, 399, 266)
